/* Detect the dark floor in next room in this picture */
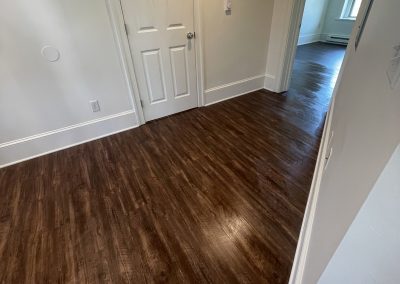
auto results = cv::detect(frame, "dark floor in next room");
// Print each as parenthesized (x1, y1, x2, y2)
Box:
(0, 43, 346, 283)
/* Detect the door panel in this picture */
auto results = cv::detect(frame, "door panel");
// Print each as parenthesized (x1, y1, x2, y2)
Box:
(170, 46, 189, 97)
(141, 50, 167, 103)
(121, 0, 198, 122)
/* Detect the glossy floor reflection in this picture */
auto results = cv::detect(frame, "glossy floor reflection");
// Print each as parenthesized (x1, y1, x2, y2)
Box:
(0, 43, 346, 283)
(288, 42, 346, 134)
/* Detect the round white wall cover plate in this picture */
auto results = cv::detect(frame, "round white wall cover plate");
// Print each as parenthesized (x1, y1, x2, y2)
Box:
(41, 45, 61, 62)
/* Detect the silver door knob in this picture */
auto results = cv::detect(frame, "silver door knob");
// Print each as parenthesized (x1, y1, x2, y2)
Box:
(187, 32, 194, 39)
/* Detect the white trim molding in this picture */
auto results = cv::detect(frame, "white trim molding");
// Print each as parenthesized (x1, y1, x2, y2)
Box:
(289, 97, 335, 284)
(111, 0, 146, 124)
(297, 33, 323, 46)
(194, 0, 206, 107)
(0, 111, 139, 168)
(204, 75, 265, 106)
(264, 74, 277, 92)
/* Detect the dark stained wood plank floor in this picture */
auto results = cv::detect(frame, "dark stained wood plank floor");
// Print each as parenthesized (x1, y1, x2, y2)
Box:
(0, 43, 346, 283)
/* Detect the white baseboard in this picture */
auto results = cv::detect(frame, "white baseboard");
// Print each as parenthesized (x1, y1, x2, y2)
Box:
(319, 33, 329, 43)
(264, 74, 277, 92)
(204, 75, 265, 106)
(288, 97, 336, 284)
(298, 33, 323, 46)
(0, 111, 139, 168)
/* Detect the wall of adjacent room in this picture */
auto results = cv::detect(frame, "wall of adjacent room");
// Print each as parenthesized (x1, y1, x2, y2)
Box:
(298, 0, 356, 45)
(321, 0, 355, 41)
(298, 0, 330, 45)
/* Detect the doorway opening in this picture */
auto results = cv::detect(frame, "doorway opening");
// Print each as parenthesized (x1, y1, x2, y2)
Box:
(292, 0, 355, 109)
(285, 0, 361, 126)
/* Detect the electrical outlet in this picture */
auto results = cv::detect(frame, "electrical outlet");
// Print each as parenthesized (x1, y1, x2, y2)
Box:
(386, 44, 400, 90)
(90, 100, 101, 113)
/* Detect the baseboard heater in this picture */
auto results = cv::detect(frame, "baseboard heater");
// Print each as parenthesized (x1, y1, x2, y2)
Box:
(326, 34, 350, 45)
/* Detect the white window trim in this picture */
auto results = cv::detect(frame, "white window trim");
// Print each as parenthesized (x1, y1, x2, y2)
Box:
(340, 0, 358, 20)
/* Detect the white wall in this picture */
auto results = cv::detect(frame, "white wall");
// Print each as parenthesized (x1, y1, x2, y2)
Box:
(321, 0, 355, 39)
(201, 0, 274, 105)
(298, 0, 400, 282)
(298, 0, 356, 45)
(298, 0, 330, 45)
(0, 0, 139, 167)
(319, 144, 400, 284)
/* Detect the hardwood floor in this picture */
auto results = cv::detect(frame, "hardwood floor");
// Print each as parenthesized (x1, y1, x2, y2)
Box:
(0, 43, 346, 283)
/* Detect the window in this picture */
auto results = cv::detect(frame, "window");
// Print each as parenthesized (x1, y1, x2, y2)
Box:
(341, 0, 362, 20)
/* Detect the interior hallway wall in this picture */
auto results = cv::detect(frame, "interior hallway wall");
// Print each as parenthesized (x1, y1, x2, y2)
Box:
(319, 144, 400, 284)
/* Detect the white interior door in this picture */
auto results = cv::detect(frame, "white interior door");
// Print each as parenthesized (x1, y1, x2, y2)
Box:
(121, 0, 198, 122)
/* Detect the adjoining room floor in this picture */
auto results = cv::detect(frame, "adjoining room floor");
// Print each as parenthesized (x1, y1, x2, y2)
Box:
(290, 42, 347, 116)
(0, 43, 346, 283)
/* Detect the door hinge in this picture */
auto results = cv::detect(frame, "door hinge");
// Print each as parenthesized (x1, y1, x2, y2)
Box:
(124, 23, 129, 36)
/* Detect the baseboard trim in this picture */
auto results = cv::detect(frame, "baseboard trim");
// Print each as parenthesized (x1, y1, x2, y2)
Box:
(288, 97, 336, 284)
(0, 110, 139, 168)
(264, 74, 276, 92)
(297, 33, 323, 46)
(204, 75, 266, 106)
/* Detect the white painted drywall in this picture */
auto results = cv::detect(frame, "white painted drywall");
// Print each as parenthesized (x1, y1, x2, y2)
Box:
(0, 0, 139, 167)
(300, 0, 400, 282)
(298, 0, 330, 45)
(321, 0, 355, 40)
(0, 0, 135, 143)
(264, 0, 294, 92)
(319, 144, 400, 284)
(201, 0, 273, 103)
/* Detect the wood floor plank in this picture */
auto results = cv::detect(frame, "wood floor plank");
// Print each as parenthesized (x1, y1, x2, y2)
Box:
(0, 43, 346, 283)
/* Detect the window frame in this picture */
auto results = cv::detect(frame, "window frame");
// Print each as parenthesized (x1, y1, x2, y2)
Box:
(341, 0, 361, 20)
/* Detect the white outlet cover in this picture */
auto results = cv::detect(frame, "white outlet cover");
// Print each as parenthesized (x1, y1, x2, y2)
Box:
(386, 44, 400, 90)
(90, 100, 101, 112)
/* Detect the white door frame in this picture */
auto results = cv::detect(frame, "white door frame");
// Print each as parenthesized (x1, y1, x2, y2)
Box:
(106, 0, 145, 124)
(279, 0, 307, 92)
(109, 0, 205, 125)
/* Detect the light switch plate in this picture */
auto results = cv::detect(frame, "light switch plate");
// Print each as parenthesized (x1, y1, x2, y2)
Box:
(224, 0, 232, 11)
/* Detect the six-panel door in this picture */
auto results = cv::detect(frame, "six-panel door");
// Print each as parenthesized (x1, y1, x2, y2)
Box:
(121, 0, 198, 122)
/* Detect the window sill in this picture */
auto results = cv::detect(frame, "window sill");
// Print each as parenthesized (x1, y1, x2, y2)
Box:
(336, 17, 356, 22)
